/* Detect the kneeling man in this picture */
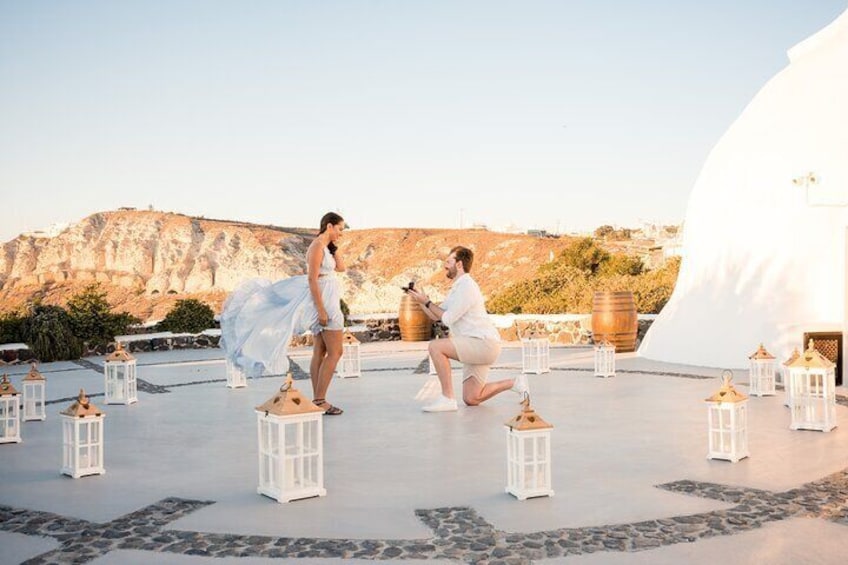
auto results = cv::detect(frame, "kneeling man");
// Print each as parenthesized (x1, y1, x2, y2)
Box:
(408, 246, 527, 412)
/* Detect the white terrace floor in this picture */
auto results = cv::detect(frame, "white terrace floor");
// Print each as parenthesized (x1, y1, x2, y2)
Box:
(1, 342, 847, 564)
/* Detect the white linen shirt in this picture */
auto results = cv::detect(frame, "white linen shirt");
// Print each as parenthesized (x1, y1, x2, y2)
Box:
(440, 273, 500, 341)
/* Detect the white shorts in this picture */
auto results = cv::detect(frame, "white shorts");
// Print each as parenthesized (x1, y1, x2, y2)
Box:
(451, 336, 501, 384)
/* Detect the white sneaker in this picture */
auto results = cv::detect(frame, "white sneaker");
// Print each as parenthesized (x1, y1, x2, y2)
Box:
(511, 374, 529, 395)
(422, 395, 458, 412)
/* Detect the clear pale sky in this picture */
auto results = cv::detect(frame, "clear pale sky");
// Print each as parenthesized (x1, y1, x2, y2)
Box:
(1, 1, 845, 242)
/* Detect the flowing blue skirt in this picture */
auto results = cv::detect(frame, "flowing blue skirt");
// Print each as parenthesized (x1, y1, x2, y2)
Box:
(220, 275, 341, 377)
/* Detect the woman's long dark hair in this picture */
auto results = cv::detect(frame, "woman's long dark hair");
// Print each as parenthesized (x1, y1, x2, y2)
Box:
(319, 212, 344, 255)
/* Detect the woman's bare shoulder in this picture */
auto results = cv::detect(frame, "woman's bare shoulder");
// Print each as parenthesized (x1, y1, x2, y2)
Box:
(306, 238, 325, 259)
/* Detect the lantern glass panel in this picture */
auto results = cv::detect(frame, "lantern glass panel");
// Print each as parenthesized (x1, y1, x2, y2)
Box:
(1, 398, 19, 440)
(507, 433, 519, 486)
(258, 419, 280, 489)
(518, 434, 549, 491)
(338, 343, 361, 377)
(280, 420, 319, 489)
(749, 359, 776, 396)
(709, 406, 731, 452)
(77, 422, 93, 469)
(790, 367, 836, 431)
(127, 366, 137, 395)
(107, 367, 123, 400)
(24, 383, 38, 416)
(63, 421, 73, 467)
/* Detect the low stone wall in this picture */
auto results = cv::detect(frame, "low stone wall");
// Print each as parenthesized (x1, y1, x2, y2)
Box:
(496, 315, 591, 345)
(0, 344, 34, 365)
(295, 314, 654, 348)
(0, 316, 656, 363)
(117, 333, 221, 355)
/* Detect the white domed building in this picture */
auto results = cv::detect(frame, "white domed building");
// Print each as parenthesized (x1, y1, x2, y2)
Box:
(639, 9, 848, 387)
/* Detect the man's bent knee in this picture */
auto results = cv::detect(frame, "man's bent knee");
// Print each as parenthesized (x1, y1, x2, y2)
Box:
(462, 379, 484, 406)
(463, 394, 480, 406)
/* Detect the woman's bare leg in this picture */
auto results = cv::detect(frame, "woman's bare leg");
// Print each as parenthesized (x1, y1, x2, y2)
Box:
(310, 332, 327, 397)
(314, 329, 343, 402)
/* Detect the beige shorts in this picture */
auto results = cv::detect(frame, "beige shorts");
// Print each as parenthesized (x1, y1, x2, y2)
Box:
(451, 336, 502, 384)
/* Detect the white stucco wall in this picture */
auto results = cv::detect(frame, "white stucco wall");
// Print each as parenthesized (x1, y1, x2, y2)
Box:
(639, 10, 848, 368)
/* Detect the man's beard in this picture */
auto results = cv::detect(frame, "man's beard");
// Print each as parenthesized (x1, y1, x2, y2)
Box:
(446, 267, 457, 279)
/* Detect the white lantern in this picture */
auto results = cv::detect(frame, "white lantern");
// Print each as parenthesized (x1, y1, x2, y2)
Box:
(782, 347, 800, 408)
(226, 360, 247, 389)
(60, 389, 105, 478)
(256, 374, 326, 503)
(521, 331, 550, 375)
(336, 331, 361, 378)
(748, 343, 776, 396)
(594, 340, 616, 378)
(0, 375, 22, 444)
(22, 362, 46, 421)
(705, 371, 749, 462)
(505, 395, 554, 500)
(787, 339, 837, 432)
(104, 342, 137, 405)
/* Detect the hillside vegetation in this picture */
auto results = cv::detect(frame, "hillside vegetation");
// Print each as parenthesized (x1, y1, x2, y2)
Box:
(487, 238, 681, 314)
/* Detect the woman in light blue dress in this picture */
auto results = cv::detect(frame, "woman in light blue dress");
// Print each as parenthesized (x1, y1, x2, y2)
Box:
(220, 212, 347, 414)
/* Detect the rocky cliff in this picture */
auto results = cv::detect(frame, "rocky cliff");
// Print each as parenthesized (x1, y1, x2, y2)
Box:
(0, 211, 573, 322)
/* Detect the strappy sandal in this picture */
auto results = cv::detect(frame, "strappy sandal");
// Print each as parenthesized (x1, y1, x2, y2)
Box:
(313, 399, 344, 416)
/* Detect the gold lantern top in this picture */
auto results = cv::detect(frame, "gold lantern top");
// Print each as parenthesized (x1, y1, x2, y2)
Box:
(597, 339, 615, 349)
(61, 389, 104, 418)
(105, 342, 135, 362)
(749, 343, 775, 360)
(505, 395, 553, 431)
(342, 331, 360, 345)
(786, 339, 835, 370)
(256, 373, 325, 416)
(22, 362, 46, 382)
(0, 374, 19, 396)
(705, 371, 748, 403)
(782, 347, 800, 367)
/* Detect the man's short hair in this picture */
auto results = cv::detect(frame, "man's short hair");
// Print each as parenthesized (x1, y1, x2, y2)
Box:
(450, 246, 474, 273)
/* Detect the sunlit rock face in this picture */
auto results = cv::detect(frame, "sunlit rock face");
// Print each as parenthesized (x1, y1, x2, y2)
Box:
(0, 211, 571, 322)
(639, 10, 848, 368)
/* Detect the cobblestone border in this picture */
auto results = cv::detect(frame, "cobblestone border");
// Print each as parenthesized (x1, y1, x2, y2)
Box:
(2, 468, 847, 564)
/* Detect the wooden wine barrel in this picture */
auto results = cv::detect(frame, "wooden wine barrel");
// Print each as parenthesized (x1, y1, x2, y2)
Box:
(591, 291, 638, 353)
(399, 294, 433, 341)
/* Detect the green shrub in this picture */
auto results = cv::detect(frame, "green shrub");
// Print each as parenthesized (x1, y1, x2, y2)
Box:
(630, 257, 681, 313)
(158, 299, 215, 333)
(598, 254, 644, 277)
(542, 238, 610, 276)
(487, 248, 681, 315)
(488, 266, 595, 314)
(0, 311, 25, 344)
(21, 304, 83, 362)
(67, 283, 140, 345)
